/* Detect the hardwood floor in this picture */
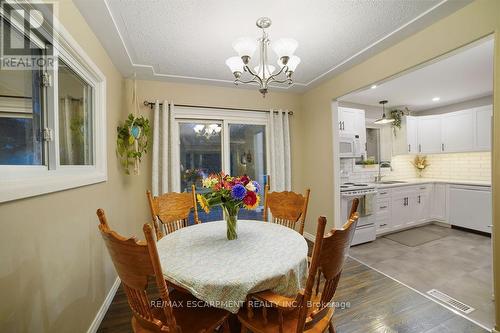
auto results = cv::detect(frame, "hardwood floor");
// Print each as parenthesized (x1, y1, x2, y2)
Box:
(97, 256, 487, 333)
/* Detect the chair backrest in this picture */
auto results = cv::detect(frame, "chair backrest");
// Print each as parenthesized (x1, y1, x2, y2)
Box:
(96, 209, 178, 332)
(263, 184, 311, 235)
(296, 198, 359, 332)
(146, 184, 199, 239)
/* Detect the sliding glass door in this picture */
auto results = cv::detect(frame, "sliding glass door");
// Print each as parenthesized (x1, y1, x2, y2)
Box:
(174, 108, 269, 222)
(229, 124, 267, 220)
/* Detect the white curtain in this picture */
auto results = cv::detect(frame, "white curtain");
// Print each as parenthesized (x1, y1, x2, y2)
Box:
(151, 100, 170, 196)
(269, 109, 292, 191)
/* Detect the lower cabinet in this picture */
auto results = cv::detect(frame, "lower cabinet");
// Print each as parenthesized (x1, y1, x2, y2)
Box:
(376, 182, 491, 235)
(376, 184, 432, 235)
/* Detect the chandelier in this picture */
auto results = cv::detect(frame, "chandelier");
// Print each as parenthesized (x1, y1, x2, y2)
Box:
(193, 124, 222, 139)
(225, 17, 300, 97)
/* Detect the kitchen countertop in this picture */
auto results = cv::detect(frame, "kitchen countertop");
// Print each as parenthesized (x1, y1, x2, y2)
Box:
(373, 178, 491, 189)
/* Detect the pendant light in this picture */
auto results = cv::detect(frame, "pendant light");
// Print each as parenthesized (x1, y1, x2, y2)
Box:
(374, 100, 394, 125)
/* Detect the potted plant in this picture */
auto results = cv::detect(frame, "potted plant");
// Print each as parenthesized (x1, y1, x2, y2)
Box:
(116, 114, 150, 175)
(197, 173, 261, 240)
(361, 158, 377, 168)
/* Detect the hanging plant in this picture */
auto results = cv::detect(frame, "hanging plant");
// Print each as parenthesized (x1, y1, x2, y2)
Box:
(116, 113, 151, 175)
(390, 107, 410, 136)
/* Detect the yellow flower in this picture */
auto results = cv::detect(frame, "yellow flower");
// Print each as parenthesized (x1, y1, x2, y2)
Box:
(197, 194, 210, 213)
(244, 194, 261, 210)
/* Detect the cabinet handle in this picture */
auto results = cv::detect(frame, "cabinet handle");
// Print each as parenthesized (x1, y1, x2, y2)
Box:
(408, 144, 411, 152)
(418, 195, 421, 204)
(419, 187, 426, 190)
(380, 206, 388, 209)
(379, 192, 388, 195)
(419, 144, 422, 153)
(380, 224, 387, 227)
(339, 121, 342, 130)
(442, 143, 445, 151)
(342, 121, 345, 130)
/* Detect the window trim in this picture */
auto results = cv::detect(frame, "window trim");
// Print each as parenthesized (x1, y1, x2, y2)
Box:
(0, 4, 107, 203)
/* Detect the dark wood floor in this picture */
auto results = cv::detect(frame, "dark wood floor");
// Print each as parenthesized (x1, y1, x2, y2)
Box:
(97, 256, 487, 333)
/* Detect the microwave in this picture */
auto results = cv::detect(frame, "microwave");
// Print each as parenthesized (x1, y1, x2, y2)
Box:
(339, 134, 361, 158)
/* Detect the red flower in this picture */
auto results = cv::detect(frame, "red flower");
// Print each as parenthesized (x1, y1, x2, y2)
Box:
(243, 191, 257, 206)
(240, 175, 250, 185)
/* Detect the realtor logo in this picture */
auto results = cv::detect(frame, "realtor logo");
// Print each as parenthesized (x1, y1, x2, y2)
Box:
(0, 0, 56, 70)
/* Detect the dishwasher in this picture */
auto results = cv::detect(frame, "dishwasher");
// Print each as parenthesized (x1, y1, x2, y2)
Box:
(449, 184, 492, 234)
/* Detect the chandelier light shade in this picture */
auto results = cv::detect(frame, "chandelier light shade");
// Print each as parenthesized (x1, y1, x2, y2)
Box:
(225, 17, 300, 97)
(232, 37, 258, 58)
(225, 57, 244, 75)
(374, 100, 395, 125)
(272, 38, 298, 59)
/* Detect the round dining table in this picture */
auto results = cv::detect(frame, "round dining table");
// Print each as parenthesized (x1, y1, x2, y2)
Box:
(156, 220, 309, 314)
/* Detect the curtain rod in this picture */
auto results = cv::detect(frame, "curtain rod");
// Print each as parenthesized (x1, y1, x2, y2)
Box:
(142, 100, 293, 115)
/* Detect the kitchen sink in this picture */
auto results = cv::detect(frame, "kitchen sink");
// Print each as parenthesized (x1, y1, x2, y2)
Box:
(376, 180, 408, 184)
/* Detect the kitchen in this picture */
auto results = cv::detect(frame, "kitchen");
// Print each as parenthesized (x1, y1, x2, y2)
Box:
(334, 37, 494, 329)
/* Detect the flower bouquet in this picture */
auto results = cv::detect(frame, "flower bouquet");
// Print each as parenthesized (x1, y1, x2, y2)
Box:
(197, 173, 261, 240)
(411, 155, 430, 178)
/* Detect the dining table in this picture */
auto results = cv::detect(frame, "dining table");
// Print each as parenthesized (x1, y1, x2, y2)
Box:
(156, 219, 309, 317)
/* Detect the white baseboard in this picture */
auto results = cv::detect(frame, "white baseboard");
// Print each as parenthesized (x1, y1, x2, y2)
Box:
(87, 276, 121, 333)
(303, 231, 315, 242)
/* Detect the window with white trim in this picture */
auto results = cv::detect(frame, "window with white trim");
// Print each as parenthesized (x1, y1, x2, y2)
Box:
(0, 8, 107, 202)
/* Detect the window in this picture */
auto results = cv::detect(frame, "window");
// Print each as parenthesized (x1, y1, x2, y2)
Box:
(0, 12, 106, 203)
(0, 22, 44, 165)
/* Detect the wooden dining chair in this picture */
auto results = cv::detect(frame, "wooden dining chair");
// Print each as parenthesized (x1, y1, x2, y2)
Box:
(96, 209, 230, 333)
(263, 184, 311, 235)
(146, 184, 200, 240)
(239, 198, 360, 333)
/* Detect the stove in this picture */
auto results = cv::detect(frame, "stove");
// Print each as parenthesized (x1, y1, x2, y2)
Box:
(340, 182, 377, 246)
(340, 182, 376, 193)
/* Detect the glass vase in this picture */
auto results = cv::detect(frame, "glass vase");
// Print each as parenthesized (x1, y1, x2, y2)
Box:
(222, 206, 239, 240)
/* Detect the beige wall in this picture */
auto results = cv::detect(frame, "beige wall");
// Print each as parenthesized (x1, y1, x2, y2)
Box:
(299, 0, 500, 329)
(0, 1, 148, 332)
(129, 79, 304, 191)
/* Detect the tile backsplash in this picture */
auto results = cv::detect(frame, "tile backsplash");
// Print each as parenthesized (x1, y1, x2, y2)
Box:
(340, 152, 491, 183)
(392, 152, 491, 181)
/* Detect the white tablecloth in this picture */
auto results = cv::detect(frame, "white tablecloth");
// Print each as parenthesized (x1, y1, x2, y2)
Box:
(156, 220, 308, 313)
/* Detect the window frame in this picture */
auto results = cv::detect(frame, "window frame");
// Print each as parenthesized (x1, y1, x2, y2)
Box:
(0, 4, 107, 203)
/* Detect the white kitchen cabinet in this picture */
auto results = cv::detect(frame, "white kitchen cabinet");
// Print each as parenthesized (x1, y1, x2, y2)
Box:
(391, 104, 492, 156)
(391, 191, 416, 229)
(392, 116, 418, 155)
(449, 185, 491, 233)
(431, 183, 447, 221)
(475, 105, 493, 151)
(442, 110, 474, 152)
(376, 198, 392, 234)
(417, 116, 442, 153)
(415, 185, 431, 222)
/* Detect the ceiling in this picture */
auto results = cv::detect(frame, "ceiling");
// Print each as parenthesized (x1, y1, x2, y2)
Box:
(340, 38, 494, 111)
(74, 0, 471, 92)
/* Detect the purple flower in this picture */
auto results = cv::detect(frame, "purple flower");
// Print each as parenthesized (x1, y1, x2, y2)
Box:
(252, 181, 261, 193)
(231, 184, 247, 200)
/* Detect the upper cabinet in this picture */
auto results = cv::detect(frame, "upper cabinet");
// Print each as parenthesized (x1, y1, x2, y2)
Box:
(393, 105, 492, 155)
(442, 110, 474, 152)
(475, 105, 493, 151)
(417, 116, 442, 154)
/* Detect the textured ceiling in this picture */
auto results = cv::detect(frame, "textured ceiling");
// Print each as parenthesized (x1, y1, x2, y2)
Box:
(74, 0, 471, 91)
(340, 38, 494, 111)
